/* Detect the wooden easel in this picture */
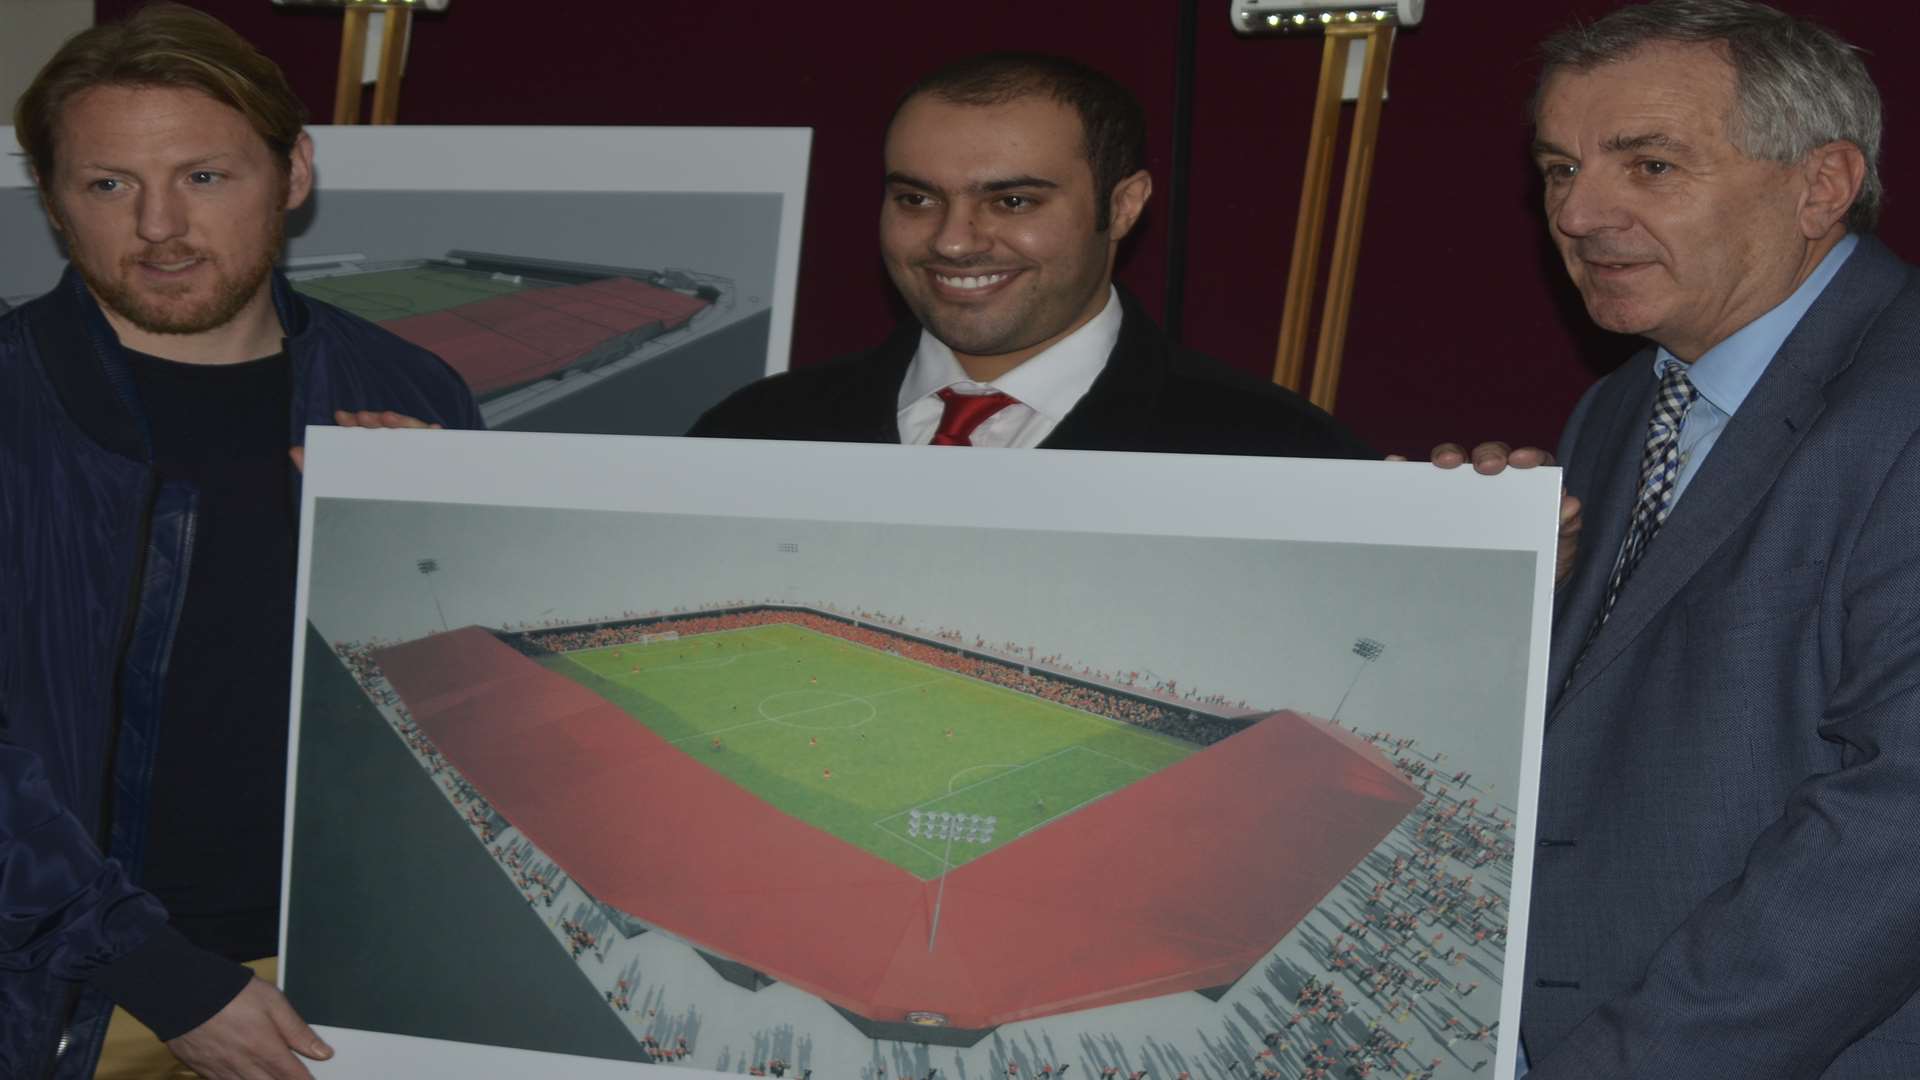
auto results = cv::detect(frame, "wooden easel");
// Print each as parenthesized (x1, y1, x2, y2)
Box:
(331, 5, 414, 124)
(1271, 22, 1395, 414)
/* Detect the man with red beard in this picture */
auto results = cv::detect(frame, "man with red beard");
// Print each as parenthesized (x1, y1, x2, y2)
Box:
(0, 6, 479, 1079)
(691, 53, 1372, 460)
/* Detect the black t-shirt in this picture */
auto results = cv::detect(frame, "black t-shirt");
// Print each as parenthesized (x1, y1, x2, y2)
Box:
(126, 346, 296, 963)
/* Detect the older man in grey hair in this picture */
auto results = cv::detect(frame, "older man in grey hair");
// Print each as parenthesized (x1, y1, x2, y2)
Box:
(1487, 0, 1920, 1077)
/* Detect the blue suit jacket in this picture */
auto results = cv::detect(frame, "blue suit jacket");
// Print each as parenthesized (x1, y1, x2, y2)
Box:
(1524, 235, 1920, 1078)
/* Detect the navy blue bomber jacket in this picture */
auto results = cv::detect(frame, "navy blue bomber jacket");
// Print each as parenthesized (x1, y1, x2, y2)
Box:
(0, 268, 481, 1078)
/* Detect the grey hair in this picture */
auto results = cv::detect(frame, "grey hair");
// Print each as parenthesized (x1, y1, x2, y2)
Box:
(1536, 0, 1882, 233)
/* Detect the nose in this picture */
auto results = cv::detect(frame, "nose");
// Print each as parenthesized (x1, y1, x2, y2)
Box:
(1549, 169, 1634, 240)
(134, 186, 188, 244)
(931, 201, 990, 261)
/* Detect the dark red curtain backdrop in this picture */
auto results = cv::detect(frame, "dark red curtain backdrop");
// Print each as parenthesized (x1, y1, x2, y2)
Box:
(95, 1, 1916, 455)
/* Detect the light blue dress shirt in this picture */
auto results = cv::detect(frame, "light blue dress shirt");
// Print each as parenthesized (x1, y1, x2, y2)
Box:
(1659, 233, 1858, 504)
(1517, 233, 1858, 1080)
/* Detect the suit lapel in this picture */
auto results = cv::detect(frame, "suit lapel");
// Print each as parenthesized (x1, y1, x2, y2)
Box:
(838, 322, 919, 443)
(1550, 238, 1903, 719)
(1553, 366, 1826, 713)
(1038, 290, 1161, 450)
(1545, 366, 1652, 704)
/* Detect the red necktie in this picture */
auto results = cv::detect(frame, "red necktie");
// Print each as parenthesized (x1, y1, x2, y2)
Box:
(930, 387, 1017, 446)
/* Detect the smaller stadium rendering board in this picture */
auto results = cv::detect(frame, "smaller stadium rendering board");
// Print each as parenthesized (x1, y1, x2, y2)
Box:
(314, 602, 1520, 1074)
(286, 251, 733, 431)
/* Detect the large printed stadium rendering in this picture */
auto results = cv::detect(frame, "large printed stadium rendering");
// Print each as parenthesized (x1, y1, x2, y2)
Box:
(334, 604, 1426, 1044)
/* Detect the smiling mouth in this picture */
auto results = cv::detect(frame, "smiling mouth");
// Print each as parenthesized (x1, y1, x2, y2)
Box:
(932, 271, 1011, 291)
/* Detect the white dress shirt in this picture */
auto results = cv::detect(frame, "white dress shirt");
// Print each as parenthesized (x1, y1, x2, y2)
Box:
(895, 286, 1122, 448)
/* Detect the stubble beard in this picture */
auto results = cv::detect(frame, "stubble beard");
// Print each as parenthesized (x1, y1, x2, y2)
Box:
(77, 213, 284, 338)
(916, 298, 1034, 359)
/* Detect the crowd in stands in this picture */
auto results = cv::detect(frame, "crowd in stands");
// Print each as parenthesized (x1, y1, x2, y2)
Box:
(1213, 732, 1513, 1078)
(334, 641, 453, 781)
(607, 957, 642, 1014)
(492, 836, 564, 907)
(522, 606, 818, 655)
(520, 606, 1252, 746)
(641, 1034, 693, 1064)
(497, 601, 755, 634)
(925, 629, 1252, 714)
(1367, 733, 1517, 874)
(560, 899, 611, 961)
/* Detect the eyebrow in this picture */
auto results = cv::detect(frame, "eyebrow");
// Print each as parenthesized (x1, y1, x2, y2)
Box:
(979, 175, 1058, 193)
(1601, 132, 1695, 155)
(1529, 133, 1699, 161)
(72, 153, 238, 174)
(883, 171, 1060, 195)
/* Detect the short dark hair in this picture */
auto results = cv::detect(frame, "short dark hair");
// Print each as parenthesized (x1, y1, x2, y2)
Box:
(894, 52, 1146, 232)
(14, 3, 308, 188)
(1536, 0, 1882, 233)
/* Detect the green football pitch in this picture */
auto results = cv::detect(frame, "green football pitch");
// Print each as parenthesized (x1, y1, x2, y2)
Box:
(292, 265, 542, 321)
(541, 623, 1195, 879)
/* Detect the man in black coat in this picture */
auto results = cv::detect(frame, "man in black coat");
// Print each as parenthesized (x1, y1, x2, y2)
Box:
(692, 52, 1372, 461)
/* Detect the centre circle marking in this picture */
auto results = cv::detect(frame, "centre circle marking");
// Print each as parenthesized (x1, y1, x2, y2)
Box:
(758, 689, 878, 730)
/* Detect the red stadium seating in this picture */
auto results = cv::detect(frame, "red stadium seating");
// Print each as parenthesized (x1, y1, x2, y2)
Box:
(375, 626, 1422, 1030)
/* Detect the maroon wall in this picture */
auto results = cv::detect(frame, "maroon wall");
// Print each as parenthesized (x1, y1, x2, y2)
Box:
(95, 1, 1917, 455)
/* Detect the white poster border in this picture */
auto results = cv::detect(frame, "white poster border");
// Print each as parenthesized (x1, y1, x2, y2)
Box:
(285, 428, 1559, 1080)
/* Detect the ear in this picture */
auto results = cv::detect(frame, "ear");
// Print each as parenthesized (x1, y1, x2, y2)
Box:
(1105, 168, 1153, 242)
(284, 131, 315, 212)
(1797, 139, 1865, 238)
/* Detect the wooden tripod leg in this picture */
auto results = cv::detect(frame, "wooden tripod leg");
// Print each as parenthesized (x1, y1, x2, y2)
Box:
(1271, 29, 1357, 392)
(331, 7, 370, 124)
(370, 8, 413, 125)
(1308, 24, 1395, 414)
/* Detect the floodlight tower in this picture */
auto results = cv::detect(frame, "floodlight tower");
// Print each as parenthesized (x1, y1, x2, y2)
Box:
(417, 557, 449, 631)
(910, 809, 997, 951)
(1329, 636, 1385, 726)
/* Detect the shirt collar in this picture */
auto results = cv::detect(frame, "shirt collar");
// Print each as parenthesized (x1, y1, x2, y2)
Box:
(897, 286, 1122, 418)
(1653, 232, 1859, 414)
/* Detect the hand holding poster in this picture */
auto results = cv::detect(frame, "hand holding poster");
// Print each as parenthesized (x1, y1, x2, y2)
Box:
(285, 430, 1559, 1079)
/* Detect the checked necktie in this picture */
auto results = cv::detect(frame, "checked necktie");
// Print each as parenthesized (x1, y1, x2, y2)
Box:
(930, 387, 1017, 446)
(1589, 362, 1700, 641)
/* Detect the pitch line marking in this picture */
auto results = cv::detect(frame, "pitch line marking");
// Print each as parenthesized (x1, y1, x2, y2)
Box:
(668, 716, 775, 743)
(660, 674, 950, 744)
(870, 821, 947, 864)
(944, 745, 1080, 796)
(1076, 744, 1157, 774)
(858, 677, 947, 701)
(756, 676, 947, 730)
(638, 654, 745, 674)
(1018, 790, 1113, 837)
(869, 744, 1082, 831)
(944, 762, 1023, 793)
(758, 691, 879, 728)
